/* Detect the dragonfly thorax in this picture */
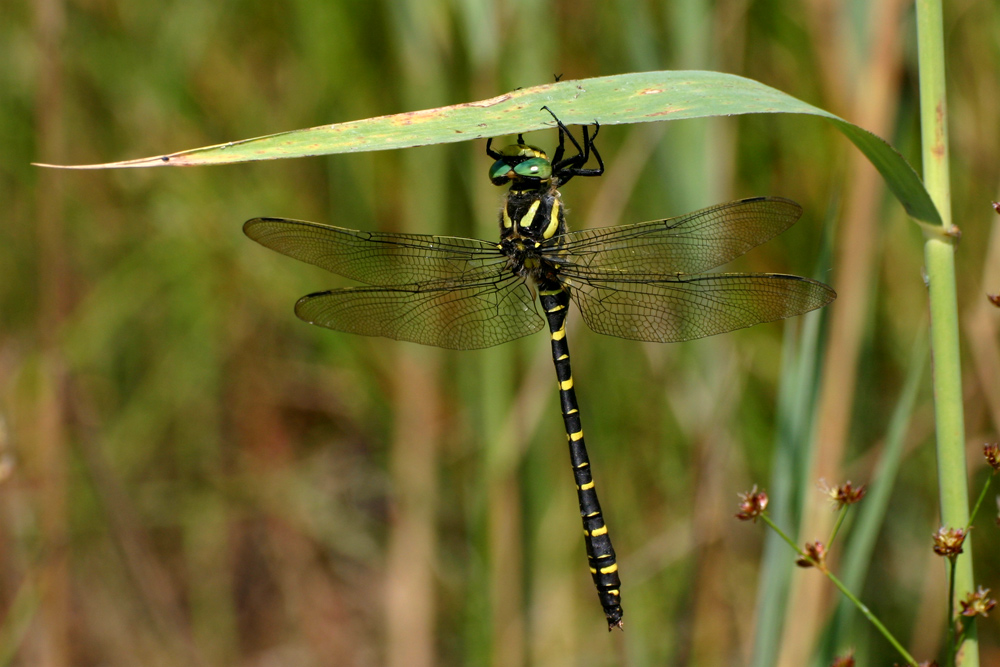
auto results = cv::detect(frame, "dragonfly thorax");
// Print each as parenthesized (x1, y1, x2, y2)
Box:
(499, 187, 566, 246)
(499, 234, 553, 282)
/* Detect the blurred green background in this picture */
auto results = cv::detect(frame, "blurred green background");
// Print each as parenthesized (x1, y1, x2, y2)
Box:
(4, 0, 1000, 665)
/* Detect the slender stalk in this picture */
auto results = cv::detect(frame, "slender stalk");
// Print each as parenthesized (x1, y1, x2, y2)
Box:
(759, 514, 918, 666)
(826, 506, 848, 548)
(824, 571, 918, 667)
(947, 558, 957, 667)
(964, 475, 994, 531)
(915, 0, 979, 663)
(759, 514, 803, 554)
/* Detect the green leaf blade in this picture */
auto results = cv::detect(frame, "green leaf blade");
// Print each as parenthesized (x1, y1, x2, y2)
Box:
(37, 70, 940, 225)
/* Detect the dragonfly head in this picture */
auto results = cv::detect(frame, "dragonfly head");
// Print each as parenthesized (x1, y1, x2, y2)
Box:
(489, 143, 553, 189)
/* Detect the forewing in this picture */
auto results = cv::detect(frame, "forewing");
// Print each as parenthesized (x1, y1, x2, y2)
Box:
(549, 197, 802, 276)
(569, 273, 835, 343)
(294, 275, 544, 350)
(244, 217, 505, 286)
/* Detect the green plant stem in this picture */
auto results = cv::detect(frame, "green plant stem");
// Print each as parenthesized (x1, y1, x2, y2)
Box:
(916, 0, 978, 663)
(965, 474, 994, 531)
(827, 506, 848, 547)
(947, 557, 958, 667)
(759, 514, 802, 554)
(758, 514, 917, 666)
(824, 570, 918, 667)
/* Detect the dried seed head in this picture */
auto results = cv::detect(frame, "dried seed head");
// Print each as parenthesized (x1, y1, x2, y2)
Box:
(932, 526, 967, 557)
(735, 486, 768, 522)
(829, 652, 855, 667)
(984, 443, 1000, 472)
(820, 479, 867, 509)
(959, 586, 997, 618)
(796, 541, 827, 569)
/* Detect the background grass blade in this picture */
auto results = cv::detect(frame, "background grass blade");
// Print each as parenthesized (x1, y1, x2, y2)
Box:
(816, 329, 928, 665)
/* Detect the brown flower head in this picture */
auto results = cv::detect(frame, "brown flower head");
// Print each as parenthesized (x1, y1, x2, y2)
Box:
(932, 526, 967, 557)
(820, 479, 867, 509)
(829, 652, 855, 667)
(796, 541, 827, 569)
(959, 586, 997, 618)
(984, 443, 1000, 472)
(735, 486, 768, 522)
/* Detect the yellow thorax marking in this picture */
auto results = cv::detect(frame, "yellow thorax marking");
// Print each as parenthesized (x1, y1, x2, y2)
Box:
(519, 199, 542, 228)
(542, 199, 561, 239)
(502, 207, 513, 228)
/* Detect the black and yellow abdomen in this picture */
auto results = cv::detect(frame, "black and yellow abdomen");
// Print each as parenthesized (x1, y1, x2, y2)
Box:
(538, 279, 624, 629)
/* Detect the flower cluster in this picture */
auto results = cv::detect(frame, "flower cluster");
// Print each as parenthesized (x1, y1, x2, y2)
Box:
(796, 541, 827, 570)
(820, 480, 867, 509)
(735, 486, 768, 522)
(959, 586, 997, 618)
(984, 443, 1000, 472)
(829, 653, 854, 667)
(931, 526, 967, 557)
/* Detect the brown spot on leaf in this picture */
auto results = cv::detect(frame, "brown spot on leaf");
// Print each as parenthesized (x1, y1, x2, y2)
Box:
(467, 93, 512, 108)
(647, 106, 687, 117)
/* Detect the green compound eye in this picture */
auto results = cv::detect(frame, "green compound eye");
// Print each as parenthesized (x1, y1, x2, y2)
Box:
(489, 159, 513, 184)
(513, 157, 552, 180)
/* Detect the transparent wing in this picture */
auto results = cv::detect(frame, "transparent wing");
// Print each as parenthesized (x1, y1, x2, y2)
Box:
(567, 272, 835, 343)
(294, 275, 544, 350)
(244, 217, 506, 286)
(547, 197, 802, 276)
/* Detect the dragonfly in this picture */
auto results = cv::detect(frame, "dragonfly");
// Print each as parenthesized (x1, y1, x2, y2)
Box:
(243, 108, 836, 630)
